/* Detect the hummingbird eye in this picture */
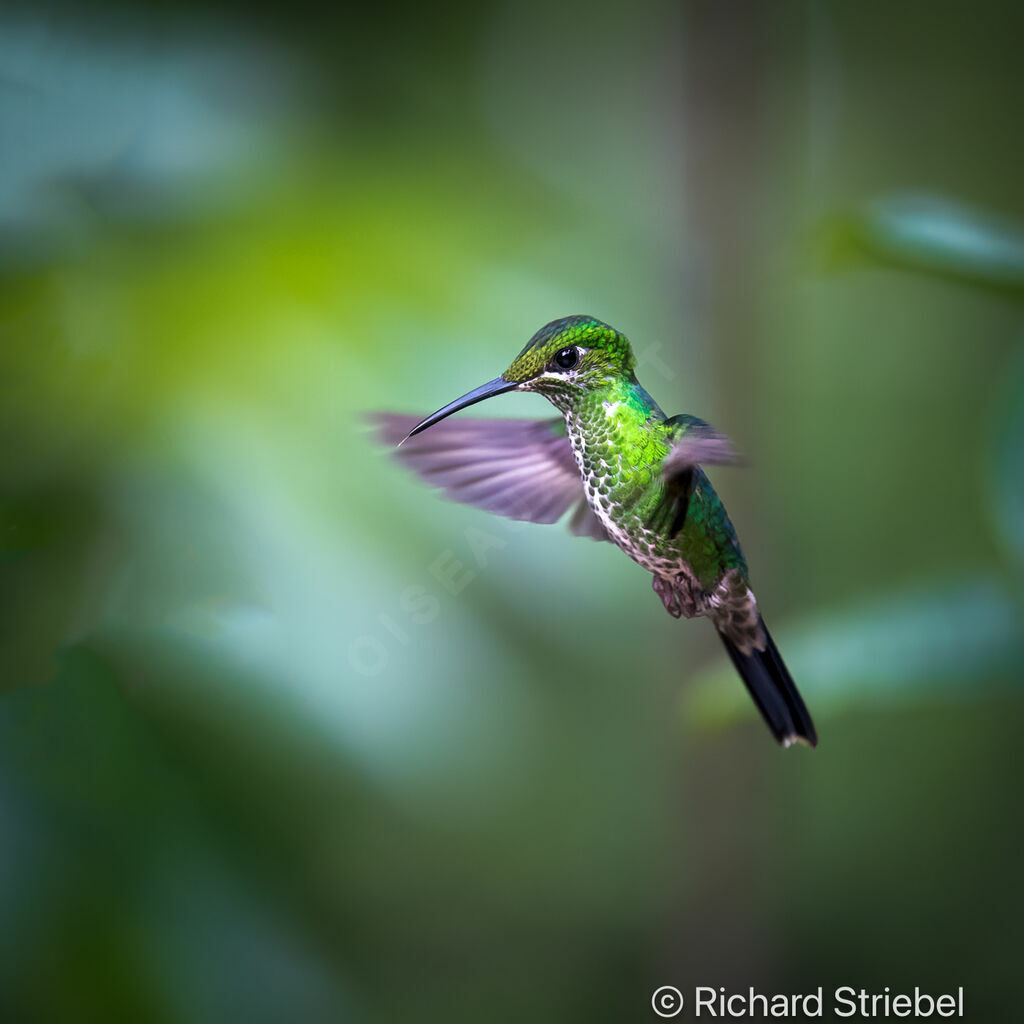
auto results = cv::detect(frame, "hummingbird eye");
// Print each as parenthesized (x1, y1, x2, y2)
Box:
(554, 346, 579, 371)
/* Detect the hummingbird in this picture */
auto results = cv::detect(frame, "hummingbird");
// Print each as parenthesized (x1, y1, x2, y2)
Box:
(371, 315, 816, 748)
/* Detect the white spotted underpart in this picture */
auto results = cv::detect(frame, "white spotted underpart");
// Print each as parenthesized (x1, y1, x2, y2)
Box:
(562, 409, 702, 586)
(561, 407, 765, 653)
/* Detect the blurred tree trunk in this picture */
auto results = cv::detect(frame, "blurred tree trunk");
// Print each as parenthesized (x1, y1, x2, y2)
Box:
(665, 0, 781, 993)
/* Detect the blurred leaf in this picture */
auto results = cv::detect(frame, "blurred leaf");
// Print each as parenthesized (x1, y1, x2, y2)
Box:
(0, 13, 305, 254)
(0, 650, 353, 1023)
(820, 194, 1024, 299)
(987, 345, 1024, 566)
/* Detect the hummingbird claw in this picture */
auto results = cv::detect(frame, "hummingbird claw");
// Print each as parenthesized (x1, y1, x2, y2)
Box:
(653, 575, 697, 618)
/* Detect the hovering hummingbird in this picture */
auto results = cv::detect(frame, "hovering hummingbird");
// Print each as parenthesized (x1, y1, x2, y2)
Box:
(371, 316, 816, 748)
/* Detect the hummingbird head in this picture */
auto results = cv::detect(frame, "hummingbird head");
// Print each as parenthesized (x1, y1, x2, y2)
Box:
(401, 316, 636, 440)
(502, 315, 636, 403)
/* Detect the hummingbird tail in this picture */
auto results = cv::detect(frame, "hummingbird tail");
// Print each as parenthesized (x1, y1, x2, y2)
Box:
(717, 618, 818, 748)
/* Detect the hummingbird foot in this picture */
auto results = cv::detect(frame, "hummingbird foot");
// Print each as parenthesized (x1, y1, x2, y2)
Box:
(652, 575, 698, 619)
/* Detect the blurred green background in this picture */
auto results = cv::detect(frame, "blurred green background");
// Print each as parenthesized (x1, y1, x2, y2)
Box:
(1, 0, 1022, 1020)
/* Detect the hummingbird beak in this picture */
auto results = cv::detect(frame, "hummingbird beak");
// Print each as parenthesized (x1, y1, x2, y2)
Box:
(398, 376, 519, 444)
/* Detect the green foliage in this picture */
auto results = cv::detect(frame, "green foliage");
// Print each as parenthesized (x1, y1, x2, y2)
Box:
(1, 1, 1022, 1021)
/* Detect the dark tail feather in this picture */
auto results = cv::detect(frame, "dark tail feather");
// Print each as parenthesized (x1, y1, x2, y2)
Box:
(718, 618, 818, 748)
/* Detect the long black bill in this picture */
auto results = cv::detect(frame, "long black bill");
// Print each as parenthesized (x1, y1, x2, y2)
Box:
(399, 376, 518, 443)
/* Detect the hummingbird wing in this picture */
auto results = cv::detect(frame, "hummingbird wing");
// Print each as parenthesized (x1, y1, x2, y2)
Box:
(648, 415, 740, 537)
(369, 413, 610, 540)
(662, 415, 740, 478)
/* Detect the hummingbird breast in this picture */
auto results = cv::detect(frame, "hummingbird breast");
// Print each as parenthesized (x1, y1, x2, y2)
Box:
(558, 382, 750, 630)
(562, 394, 705, 595)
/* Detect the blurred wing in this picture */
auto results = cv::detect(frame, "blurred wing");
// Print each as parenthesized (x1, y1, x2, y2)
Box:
(662, 414, 740, 478)
(369, 413, 610, 539)
(647, 415, 740, 538)
(567, 496, 610, 540)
